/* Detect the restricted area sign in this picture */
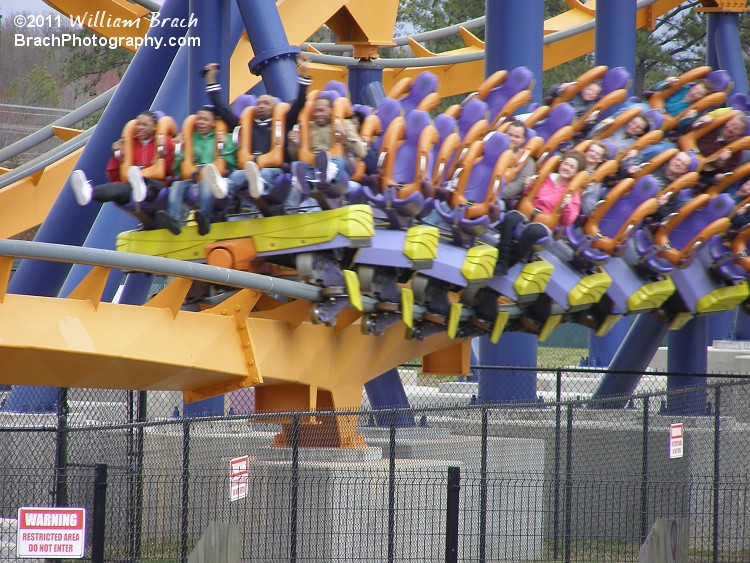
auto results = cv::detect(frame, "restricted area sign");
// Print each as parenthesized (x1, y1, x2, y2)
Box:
(669, 423, 684, 459)
(17, 507, 86, 558)
(230, 455, 249, 501)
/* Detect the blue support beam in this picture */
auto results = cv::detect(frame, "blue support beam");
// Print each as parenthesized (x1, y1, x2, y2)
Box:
(364, 368, 416, 427)
(236, 0, 300, 101)
(712, 12, 750, 95)
(595, 0, 636, 95)
(592, 314, 668, 406)
(477, 333, 537, 403)
(587, 317, 634, 368)
(667, 317, 708, 416)
(485, 0, 543, 103)
(188, 0, 232, 113)
(481, 0, 543, 403)
(348, 62, 385, 107)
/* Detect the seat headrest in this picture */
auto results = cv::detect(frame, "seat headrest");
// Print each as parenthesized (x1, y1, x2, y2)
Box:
(323, 80, 347, 98)
(506, 66, 534, 91)
(458, 98, 489, 135)
(377, 98, 402, 126)
(434, 114, 457, 140)
(412, 71, 439, 96)
(601, 66, 631, 94)
(232, 95, 257, 116)
(707, 70, 732, 93)
(482, 131, 510, 160)
(404, 110, 431, 142)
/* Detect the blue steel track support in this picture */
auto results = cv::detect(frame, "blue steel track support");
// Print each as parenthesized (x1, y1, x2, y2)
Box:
(485, 0, 543, 104)
(477, 333, 537, 404)
(364, 369, 416, 427)
(188, 0, 232, 113)
(347, 62, 385, 107)
(592, 314, 669, 406)
(481, 1, 544, 402)
(595, 0, 636, 96)
(711, 12, 750, 95)
(667, 317, 708, 416)
(236, 0, 300, 101)
(588, 317, 634, 368)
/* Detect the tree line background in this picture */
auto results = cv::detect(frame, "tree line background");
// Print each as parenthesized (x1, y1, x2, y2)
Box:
(1, 0, 749, 166)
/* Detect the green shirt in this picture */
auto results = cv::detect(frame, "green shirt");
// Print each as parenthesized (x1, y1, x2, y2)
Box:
(173, 129, 237, 175)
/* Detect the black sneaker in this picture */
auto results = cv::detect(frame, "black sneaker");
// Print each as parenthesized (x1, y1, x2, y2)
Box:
(194, 210, 211, 236)
(156, 210, 181, 235)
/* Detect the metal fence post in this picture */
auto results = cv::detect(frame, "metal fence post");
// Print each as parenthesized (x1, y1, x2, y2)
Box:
(180, 418, 190, 563)
(388, 408, 397, 563)
(53, 388, 68, 507)
(713, 386, 721, 563)
(553, 369, 562, 560)
(92, 464, 108, 563)
(134, 390, 146, 561)
(640, 396, 650, 545)
(127, 390, 146, 562)
(290, 413, 300, 563)
(445, 466, 460, 563)
(564, 403, 574, 563)
(479, 406, 488, 563)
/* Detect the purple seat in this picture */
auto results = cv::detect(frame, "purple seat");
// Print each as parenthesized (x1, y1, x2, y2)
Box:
(323, 80, 348, 98)
(531, 102, 575, 142)
(643, 109, 664, 131)
(457, 98, 489, 139)
(352, 104, 373, 118)
(232, 95, 257, 117)
(600, 67, 631, 95)
(639, 193, 734, 272)
(729, 92, 750, 113)
(464, 132, 510, 203)
(599, 176, 659, 239)
(707, 70, 732, 93)
(668, 194, 733, 251)
(372, 98, 402, 153)
(367, 110, 432, 226)
(483, 66, 534, 125)
(432, 132, 510, 240)
(429, 114, 459, 192)
(399, 71, 438, 115)
(392, 110, 432, 185)
(317, 89, 342, 103)
(566, 175, 659, 263)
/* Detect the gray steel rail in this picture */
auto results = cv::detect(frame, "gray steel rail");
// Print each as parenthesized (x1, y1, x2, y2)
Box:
(0, 239, 323, 302)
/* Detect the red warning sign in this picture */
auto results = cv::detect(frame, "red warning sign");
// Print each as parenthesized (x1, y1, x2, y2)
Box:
(17, 507, 86, 558)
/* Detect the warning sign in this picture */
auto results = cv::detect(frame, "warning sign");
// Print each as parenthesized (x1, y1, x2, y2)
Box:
(230, 455, 249, 501)
(17, 507, 86, 558)
(669, 423, 684, 459)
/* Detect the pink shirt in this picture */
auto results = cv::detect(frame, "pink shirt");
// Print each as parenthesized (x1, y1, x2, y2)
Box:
(533, 174, 581, 226)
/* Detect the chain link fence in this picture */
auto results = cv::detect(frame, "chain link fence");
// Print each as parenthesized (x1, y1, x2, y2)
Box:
(0, 368, 749, 561)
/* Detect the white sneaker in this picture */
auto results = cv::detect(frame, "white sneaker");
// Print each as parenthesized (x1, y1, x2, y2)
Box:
(325, 161, 339, 184)
(127, 166, 148, 202)
(70, 170, 92, 205)
(244, 161, 264, 199)
(203, 163, 228, 198)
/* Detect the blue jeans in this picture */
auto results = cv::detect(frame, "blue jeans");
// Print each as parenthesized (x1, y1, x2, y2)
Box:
(298, 156, 349, 186)
(168, 179, 214, 220)
(227, 167, 285, 199)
